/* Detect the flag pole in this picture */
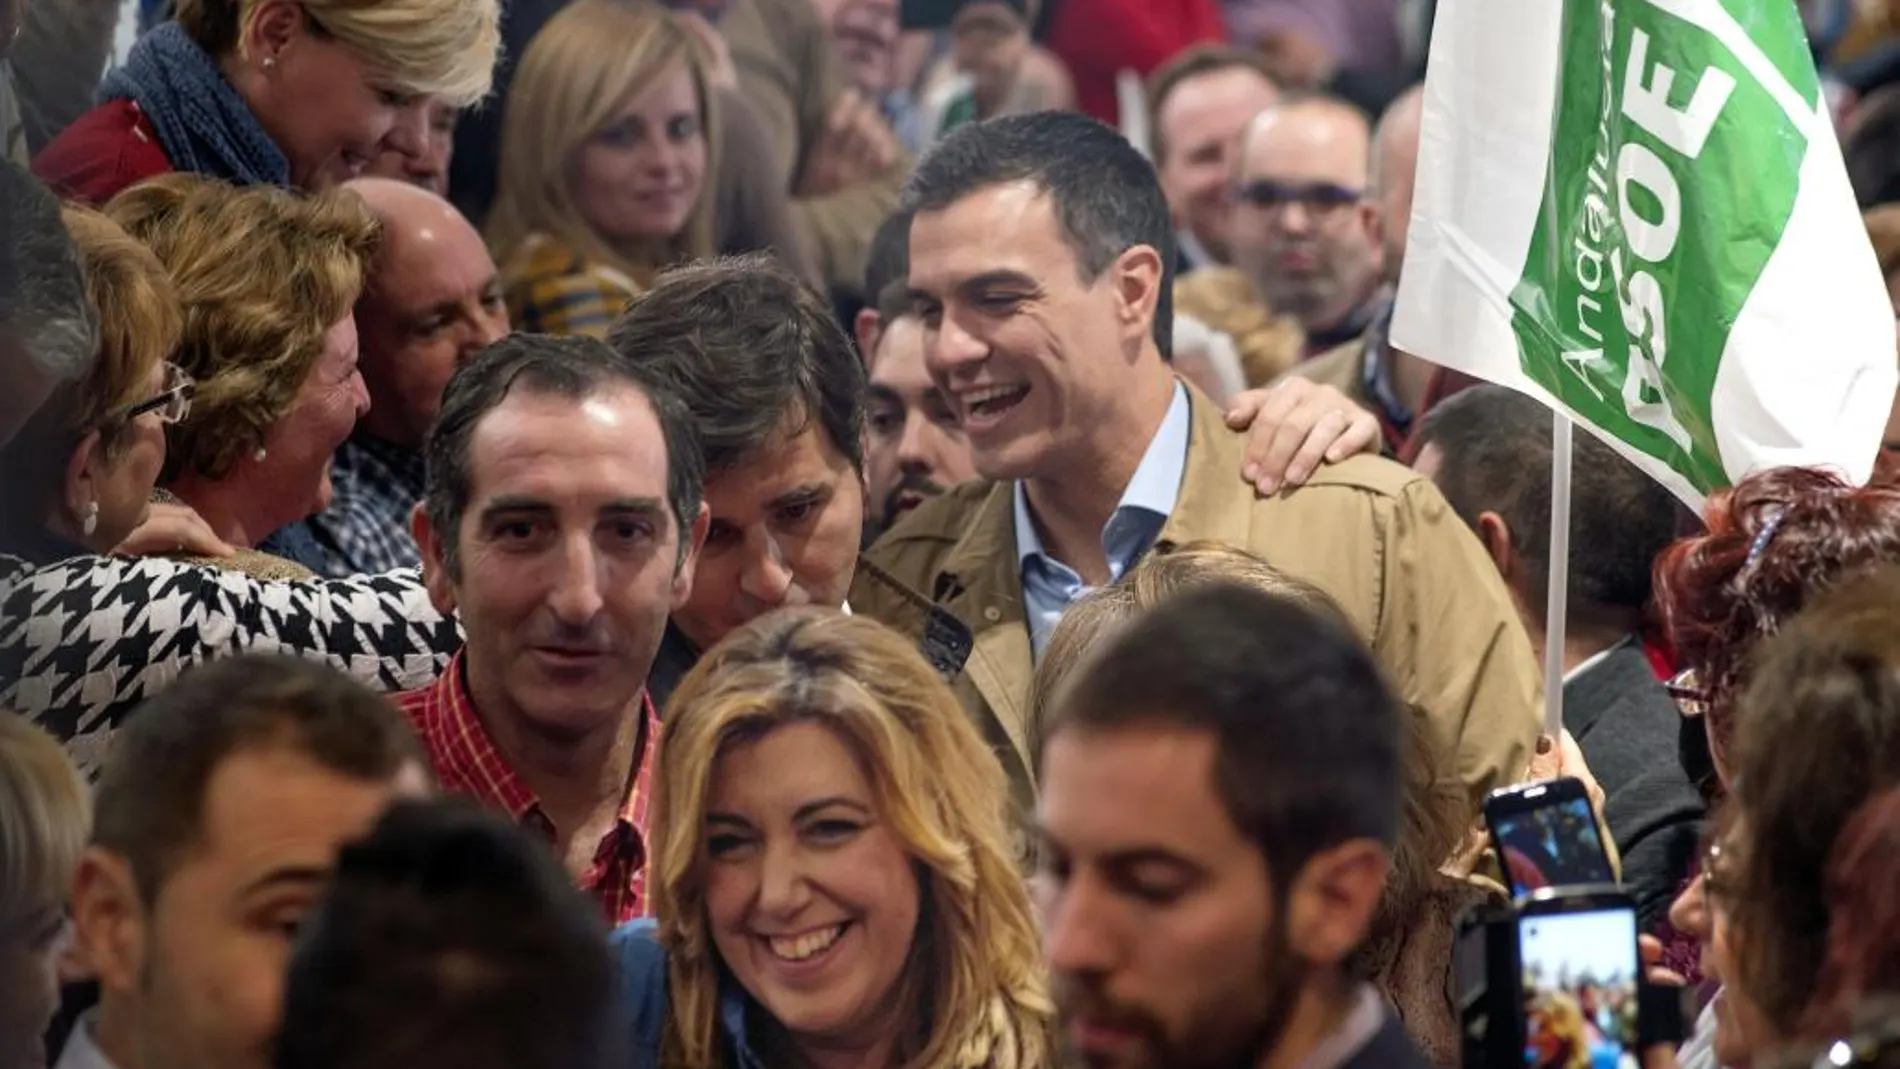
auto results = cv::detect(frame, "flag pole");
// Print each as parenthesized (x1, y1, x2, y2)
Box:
(1543, 414, 1574, 738)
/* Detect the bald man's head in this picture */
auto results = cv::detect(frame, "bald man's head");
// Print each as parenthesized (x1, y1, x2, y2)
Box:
(1234, 96, 1372, 190)
(1369, 85, 1424, 285)
(342, 177, 509, 450)
(1229, 96, 1381, 335)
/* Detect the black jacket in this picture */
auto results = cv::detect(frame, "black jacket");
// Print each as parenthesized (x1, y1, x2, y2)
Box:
(1563, 639, 1707, 930)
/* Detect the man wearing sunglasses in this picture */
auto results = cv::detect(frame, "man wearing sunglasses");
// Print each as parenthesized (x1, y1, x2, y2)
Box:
(1230, 95, 1385, 359)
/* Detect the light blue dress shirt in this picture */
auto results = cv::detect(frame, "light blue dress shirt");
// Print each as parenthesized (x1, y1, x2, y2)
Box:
(1014, 383, 1192, 657)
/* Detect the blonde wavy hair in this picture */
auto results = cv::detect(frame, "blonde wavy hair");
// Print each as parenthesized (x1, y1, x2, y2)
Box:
(57, 206, 185, 449)
(174, 0, 500, 108)
(0, 716, 90, 929)
(652, 609, 1053, 1069)
(104, 174, 381, 482)
(1173, 266, 1307, 386)
(1029, 542, 1471, 980)
(486, 0, 719, 290)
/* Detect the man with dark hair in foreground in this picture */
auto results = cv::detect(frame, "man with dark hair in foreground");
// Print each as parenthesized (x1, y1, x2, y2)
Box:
(60, 655, 429, 1069)
(403, 332, 707, 925)
(1036, 582, 1430, 1069)
(275, 798, 618, 1069)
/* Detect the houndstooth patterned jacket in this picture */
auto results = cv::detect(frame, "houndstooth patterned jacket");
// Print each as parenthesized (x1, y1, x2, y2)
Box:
(0, 550, 462, 778)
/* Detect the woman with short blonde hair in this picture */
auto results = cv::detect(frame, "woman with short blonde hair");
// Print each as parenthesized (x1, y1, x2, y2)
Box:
(0, 716, 90, 1068)
(614, 608, 1053, 1069)
(1030, 541, 1481, 1067)
(0, 205, 186, 557)
(106, 174, 379, 574)
(33, 0, 499, 203)
(488, 0, 719, 337)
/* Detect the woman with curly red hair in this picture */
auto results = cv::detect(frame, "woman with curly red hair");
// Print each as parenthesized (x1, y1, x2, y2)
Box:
(1653, 465, 1900, 786)
(1650, 468, 1900, 1069)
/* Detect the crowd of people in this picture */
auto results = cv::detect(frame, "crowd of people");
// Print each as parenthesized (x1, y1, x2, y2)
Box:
(4, 1, 1900, 1068)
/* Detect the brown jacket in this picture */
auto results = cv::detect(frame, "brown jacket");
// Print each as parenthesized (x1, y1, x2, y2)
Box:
(852, 382, 1543, 815)
(721, 0, 904, 294)
(1291, 334, 1373, 406)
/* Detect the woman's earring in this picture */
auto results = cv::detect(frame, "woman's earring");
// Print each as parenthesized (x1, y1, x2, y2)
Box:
(262, 56, 277, 72)
(254, 447, 268, 462)
(81, 501, 99, 539)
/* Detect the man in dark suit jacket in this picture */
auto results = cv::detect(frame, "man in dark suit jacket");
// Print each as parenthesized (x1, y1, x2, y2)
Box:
(1413, 385, 1705, 930)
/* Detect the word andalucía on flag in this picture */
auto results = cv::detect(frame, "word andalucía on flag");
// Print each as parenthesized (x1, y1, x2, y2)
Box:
(1392, 0, 1897, 505)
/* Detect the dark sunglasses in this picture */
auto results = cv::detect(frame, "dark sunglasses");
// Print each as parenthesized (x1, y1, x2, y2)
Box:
(1232, 179, 1363, 215)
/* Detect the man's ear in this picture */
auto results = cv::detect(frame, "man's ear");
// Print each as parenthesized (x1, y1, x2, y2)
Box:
(1113, 244, 1166, 354)
(854, 309, 883, 367)
(670, 503, 710, 612)
(1282, 839, 1389, 968)
(71, 849, 148, 1000)
(411, 504, 459, 615)
(1476, 510, 1518, 585)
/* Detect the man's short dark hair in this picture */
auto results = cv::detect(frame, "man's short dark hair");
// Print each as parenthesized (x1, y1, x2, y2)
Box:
(1145, 45, 1280, 165)
(0, 161, 97, 388)
(91, 654, 424, 904)
(1044, 583, 1402, 892)
(902, 111, 1176, 358)
(1412, 385, 1682, 631)
(275, 798, 618, 1069)
(606, 253, 866, 474)
(423, 332, 707, 574)
(863, 210, 913, 325)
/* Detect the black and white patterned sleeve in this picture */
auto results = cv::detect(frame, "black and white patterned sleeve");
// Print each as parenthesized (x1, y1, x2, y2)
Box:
(0, 555, 463, 776)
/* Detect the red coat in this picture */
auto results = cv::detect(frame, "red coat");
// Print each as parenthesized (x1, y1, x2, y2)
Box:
(1044, 0, 1226, 126)
(31, 99, 175, 205)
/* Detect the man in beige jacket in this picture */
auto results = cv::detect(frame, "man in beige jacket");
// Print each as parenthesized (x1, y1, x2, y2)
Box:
(853, 111, 1541, 819)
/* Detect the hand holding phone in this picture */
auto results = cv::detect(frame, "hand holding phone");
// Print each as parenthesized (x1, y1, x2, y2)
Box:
(1484, 777, 1616, 899)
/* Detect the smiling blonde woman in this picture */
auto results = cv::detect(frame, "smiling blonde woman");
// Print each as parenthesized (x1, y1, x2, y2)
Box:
(487, 0, 720, 338)
(612, 608, 1052, 1069)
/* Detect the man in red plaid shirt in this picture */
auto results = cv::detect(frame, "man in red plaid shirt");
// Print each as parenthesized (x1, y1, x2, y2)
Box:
(394, 333, 709, 925)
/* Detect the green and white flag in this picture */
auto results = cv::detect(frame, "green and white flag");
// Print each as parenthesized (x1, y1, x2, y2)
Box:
(1391, 0, 1897, 505)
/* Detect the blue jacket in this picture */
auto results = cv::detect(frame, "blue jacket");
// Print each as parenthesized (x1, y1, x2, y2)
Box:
(612, 921, 767, 1069)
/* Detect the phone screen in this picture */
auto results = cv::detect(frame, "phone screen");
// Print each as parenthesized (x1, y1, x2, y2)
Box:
(1493, 793, 1615, 894)
(1518, 907, 1641, 1069)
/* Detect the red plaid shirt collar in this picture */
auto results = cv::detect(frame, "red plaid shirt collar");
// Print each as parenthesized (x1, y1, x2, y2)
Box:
(394, 651, 659, 925)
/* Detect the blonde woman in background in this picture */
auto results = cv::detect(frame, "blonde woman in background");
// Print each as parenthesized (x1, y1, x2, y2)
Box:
(488, 0, 719, 338)
(1173, 266, 1308, 387)
(1028, 541, 1485, 1068)
(0, 716, 90, 1069)
(614, 608, 1053, 1069)
(32, 0, 499, 204)
(106, 174, 379, 579)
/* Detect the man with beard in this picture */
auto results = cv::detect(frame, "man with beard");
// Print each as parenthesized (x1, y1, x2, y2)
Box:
(1035, 582, 1431, 1069)
(400, 333, 708, 924)
(1229, 96, 1385, 359)
(856, 210, 977, 542)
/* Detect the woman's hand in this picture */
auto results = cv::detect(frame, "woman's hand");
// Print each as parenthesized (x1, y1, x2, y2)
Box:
(114, 501, 234, 559)
(1223, 378, 1381, 495)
